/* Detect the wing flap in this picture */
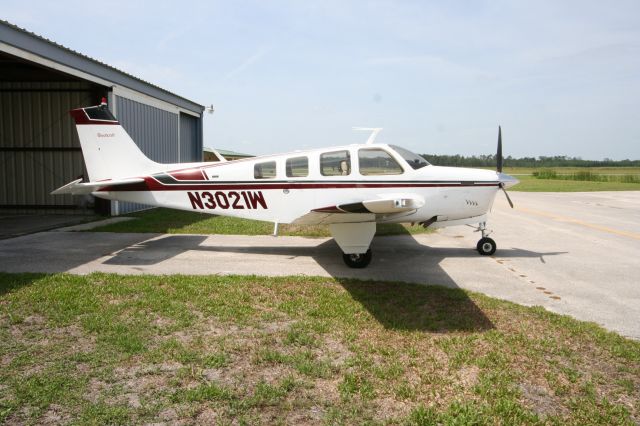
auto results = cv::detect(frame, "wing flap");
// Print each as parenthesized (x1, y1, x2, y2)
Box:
(51, 178, 145, 195)
(313, 195, 425, 215)
(362, 197, 424, 213)
(293, 194, 424, 225)
(292, 211, 374, 225)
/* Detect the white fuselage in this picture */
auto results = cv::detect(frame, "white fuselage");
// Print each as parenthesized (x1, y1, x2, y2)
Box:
(94, 143, 516, 228)
(60, 104, 518, 263)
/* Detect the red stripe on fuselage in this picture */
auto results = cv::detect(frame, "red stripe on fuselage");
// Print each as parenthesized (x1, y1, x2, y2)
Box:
(97, 177, 500, 192)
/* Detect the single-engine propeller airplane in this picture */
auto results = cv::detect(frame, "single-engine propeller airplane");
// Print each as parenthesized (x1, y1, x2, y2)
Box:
(54, 99, 518, 268)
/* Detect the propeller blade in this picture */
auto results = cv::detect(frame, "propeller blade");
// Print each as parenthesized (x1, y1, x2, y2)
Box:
(500, 183, 514, 208)
(497, 125, 503, 173)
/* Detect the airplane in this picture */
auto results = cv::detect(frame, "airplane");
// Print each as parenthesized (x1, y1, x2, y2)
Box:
(53, 99, 518, 268)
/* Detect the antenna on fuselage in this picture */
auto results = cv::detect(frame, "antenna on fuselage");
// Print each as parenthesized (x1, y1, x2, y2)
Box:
(353, 127, 383, 145)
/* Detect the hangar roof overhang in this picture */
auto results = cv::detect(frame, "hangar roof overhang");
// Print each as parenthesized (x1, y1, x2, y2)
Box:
(0, 19, 204, 115)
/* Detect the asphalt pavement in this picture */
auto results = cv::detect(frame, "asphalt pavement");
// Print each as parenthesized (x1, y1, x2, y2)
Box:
(0, 191, 638, 339)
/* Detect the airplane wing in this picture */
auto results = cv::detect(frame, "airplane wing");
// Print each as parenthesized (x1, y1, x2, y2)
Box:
(292, 195, 425, 225)
(51, 178, 145, 195)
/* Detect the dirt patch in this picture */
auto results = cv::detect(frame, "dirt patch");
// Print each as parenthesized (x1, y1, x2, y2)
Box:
(23, 315, 46, 326)
(9, 321, 95, 355)
(261, 319, 296, 334)
(286, 409, 324, 425)
(86, 379, 110, 404)
(317, 336, 351, 367)
(458, 365, 480, 388)
(168, 318, 258, 345)
(311, 378, 341, 404)
(202, 368, 222, 382)
(375, 396, 411, 421)
(219, 354, 293, 389)
(2, 354, 14, 366)
(151, 315, 176, 328)
(51, 324, 95, 353)
(195, 407, 218, 425)
(114, 361, 183, 379)
(169, 330, 195, 345)
(159, 407, 179, 422)
(519, 382, 567, 418)
(123, 393, 142, 409)
(86, 361, 185, 409)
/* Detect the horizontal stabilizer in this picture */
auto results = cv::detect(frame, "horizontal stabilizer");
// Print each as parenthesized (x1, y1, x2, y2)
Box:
(51, 178, 144, 195)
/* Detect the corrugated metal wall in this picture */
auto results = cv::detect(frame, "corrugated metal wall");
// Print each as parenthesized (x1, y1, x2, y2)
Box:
(0, 85, 202, 216)
(179, 112, 199, 162)
(116, 96, 179, 163)
(0, 81, 102, 214)
(115, 96, 184, 214)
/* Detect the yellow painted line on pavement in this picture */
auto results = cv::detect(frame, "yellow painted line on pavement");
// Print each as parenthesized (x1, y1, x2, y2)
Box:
(516, 206, 640, 241)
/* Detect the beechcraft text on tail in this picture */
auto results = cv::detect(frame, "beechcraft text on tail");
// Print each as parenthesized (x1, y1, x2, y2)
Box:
(53, 99, 518, 268)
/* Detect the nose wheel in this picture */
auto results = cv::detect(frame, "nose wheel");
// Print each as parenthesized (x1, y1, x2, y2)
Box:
(475, 221, 497, 255)
(342, 249, 372, 268)
(476, 237, 496, 255)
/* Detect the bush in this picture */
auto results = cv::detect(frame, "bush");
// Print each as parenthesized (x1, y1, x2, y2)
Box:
(532, 169, 640, 183)
(532, 169, 557, 179)
(571, 171, 602, 181)
(619, 174, 640, 184)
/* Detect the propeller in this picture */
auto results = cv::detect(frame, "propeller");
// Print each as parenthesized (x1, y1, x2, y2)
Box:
(500, 182, 514, 208)
(497, 125, 503, 173)
(496, 125, 514, 208)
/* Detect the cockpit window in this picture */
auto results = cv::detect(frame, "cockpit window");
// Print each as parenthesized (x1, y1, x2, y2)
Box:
(358, 149, 403, 175)
(389, 145, 430, 169)
(286, 156, 308, 177)
(320, 150, 351, 176)
(254, 161, 276, 179)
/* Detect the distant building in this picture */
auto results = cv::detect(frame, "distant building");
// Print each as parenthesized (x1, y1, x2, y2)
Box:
(204, 147, 254, 162)
(0, 20, 204, 216)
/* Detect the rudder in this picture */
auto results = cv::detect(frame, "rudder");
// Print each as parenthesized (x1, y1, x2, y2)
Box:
(70, 100, 160, 181)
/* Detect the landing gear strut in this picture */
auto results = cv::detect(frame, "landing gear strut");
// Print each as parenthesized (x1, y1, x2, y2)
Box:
(342, 249, 372, 268)
(329, 222, 376, 268)
(476, 222, 496, 256)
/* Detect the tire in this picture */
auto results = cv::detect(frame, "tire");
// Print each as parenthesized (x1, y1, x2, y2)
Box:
(476, 237, 496, 256)
(342, 249, 372, 268)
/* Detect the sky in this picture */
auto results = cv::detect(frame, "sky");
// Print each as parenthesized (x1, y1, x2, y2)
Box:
(3, 0, 640, 160)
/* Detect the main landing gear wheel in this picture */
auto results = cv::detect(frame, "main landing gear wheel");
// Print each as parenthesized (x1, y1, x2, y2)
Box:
(477, 237, 496, 256)
(342, 249, 372, 268)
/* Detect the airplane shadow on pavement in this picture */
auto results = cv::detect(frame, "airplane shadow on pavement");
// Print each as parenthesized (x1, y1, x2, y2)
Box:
(104, 227, 566, 333)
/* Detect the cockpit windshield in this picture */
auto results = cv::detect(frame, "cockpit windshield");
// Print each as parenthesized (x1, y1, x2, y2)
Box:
(389, 145, 430, 169)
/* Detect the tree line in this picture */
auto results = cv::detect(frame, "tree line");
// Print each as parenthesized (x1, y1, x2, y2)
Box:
(420, 154, 640, 168)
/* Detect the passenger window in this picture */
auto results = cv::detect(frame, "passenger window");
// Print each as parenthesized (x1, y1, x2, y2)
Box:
(320, 150, 351, 176)
(254, 161, 276, 179)
(286, 156, 309, 177)
(358, 149, 403, 175)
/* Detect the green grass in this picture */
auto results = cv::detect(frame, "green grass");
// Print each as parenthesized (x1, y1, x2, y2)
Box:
(477, 167, 640, 192)
(488, 166, 640, 176)
(91, 208, 433, 236)
(1, 272, 639, 424)
(510, 175, 640, 192)
(532, 169, 640, 184)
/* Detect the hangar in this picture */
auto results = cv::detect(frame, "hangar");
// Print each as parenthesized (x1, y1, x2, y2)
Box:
(0, 20, 204, 216)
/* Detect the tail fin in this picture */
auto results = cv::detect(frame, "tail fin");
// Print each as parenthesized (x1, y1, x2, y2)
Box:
(70, 102, 160, 181)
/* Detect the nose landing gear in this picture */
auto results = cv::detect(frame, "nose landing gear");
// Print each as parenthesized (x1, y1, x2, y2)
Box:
(477, 237, 496, 255)
(476, 221, 497, 255)
(342, 249, 373, 268)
